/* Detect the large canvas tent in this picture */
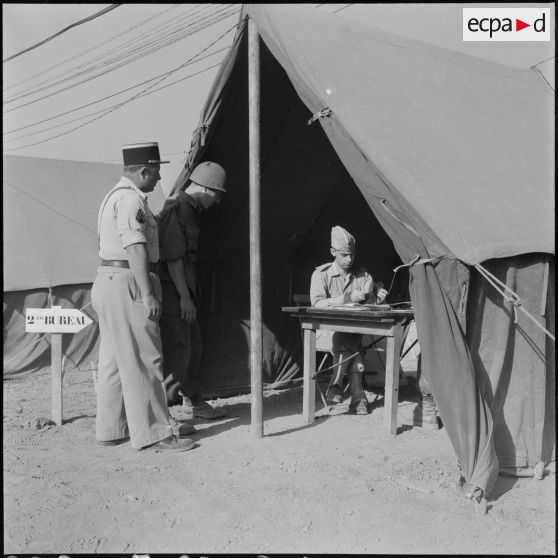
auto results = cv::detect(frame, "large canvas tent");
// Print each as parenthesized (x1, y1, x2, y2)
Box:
(3, 155, 128, 377)
(171, 4, 554, 498)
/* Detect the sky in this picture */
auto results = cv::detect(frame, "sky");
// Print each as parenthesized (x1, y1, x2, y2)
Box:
(3, 3, 555, 195)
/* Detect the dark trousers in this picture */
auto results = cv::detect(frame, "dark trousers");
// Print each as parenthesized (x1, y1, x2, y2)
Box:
(160, 314, 203, 406)
(159, 281, 204, 406)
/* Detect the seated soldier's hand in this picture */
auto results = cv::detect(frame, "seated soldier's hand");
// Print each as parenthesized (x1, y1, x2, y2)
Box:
(349, 290, 367, 303)
(376, 288, 388, 304)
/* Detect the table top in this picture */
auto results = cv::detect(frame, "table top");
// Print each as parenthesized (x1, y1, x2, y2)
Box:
(282, 305, 414, 321)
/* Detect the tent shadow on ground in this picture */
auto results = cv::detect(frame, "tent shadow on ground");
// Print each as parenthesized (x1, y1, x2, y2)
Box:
(187, 383, 422, 441)
(186, 386, 332, 440)
(191, 412, 330, 442)
(488, 475, 520, 503)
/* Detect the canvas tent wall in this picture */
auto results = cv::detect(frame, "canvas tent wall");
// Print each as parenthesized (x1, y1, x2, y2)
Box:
(171, 4, 554, 497)
(4, 155, 130, 377)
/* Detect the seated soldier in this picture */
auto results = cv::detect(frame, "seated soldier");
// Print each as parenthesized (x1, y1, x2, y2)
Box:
(309, 226, 388, 414)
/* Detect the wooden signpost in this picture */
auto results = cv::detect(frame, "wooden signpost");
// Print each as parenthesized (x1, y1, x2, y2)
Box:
(25, 306, 94, 425)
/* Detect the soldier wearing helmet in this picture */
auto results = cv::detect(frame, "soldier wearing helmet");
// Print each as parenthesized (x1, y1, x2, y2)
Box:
(157, 161, 228, 422)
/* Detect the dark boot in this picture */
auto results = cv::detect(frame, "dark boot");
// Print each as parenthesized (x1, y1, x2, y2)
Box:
(326, 384, 344, 405)
(348, 370, 368, 415)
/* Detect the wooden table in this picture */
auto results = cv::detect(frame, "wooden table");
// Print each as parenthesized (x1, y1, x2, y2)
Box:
(283, 306, 414, 435)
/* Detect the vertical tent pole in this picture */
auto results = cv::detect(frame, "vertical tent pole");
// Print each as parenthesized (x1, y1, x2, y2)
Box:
(248, 17, 263, 438)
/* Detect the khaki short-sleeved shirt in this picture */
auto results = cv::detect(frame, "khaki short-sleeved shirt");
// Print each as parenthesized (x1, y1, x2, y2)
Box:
(98, 177, 159, 263)
(310, 261, 374, 307)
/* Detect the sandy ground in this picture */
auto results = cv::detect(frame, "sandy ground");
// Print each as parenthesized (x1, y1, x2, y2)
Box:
(3, 367, 555, 555)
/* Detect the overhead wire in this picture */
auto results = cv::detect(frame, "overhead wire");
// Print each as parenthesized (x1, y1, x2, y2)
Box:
(3, 5, 233, 105)
(4, 47, 230, 138)
(4, 8, 239, 112)
(6, 5, 230, 89)
(130, 62, 223, 100)
(6, 7, 205, 101)
(5, 61, 224, 144)
(3, 4, 122, 63)
(57, 4, 215, 76)
(4, 56, 226, 147)
(4, 5, 210, 97)
(4, 5, 239, 110)
(34, 3, 226, 93)
(4, 17, 246, 152)
(3, 9, 239, 141)
(3, 4, 184, 93)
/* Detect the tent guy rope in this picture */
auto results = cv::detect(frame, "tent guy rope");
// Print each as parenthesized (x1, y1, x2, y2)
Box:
(474, 263, 555, 342)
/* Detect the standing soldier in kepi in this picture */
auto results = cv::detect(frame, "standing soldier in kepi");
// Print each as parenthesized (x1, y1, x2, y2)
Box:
(92, 142, 195, 452)
(158, 161, 228, 421)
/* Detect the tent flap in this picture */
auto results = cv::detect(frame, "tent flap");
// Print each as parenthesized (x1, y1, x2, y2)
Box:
(409, 258, 500, 495)
(467, 254, 556, 471)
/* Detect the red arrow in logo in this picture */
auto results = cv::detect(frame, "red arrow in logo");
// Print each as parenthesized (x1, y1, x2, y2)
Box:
(516, 19, 530, 31)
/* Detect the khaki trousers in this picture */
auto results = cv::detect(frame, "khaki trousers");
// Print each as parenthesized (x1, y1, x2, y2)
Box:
(318, 330, 366, 401)
(92, 266, 172, 449)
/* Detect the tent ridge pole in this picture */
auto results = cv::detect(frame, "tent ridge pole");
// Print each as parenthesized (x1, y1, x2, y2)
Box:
(248, 17, 263, 439)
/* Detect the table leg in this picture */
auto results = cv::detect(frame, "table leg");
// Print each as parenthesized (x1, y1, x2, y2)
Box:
(384, 328, 402, 435)
(303, 328, 316, 424)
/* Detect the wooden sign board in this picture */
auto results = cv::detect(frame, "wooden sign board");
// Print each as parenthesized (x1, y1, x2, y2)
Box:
(24, 305, 95, 425)
(25, 306, 93, 333)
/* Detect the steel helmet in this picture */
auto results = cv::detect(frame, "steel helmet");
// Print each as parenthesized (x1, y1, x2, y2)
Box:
(189, 161, 227, 193)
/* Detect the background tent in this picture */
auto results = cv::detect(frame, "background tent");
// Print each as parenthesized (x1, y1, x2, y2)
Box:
(171, 4, 554, 498)
(3, 155, 165, 378)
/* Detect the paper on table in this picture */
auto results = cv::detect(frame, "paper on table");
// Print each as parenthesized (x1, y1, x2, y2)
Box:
(331, 303, 391, 310)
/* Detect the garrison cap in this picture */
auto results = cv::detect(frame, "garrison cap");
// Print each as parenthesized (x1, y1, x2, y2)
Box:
(122, 142, 169, 166)
(331, 226, 355, 252)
